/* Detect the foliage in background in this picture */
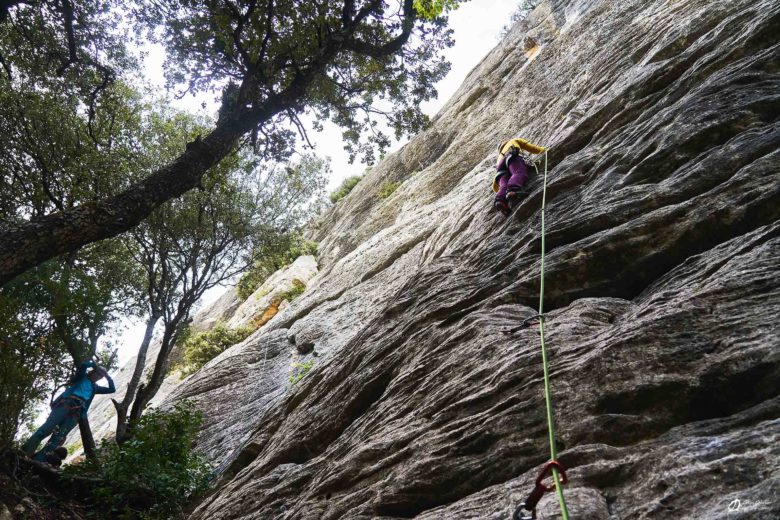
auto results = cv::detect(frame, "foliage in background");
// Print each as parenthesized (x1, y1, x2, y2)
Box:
(111, 117, 327, 443)
(289, 360, 315, 385)
(66, 402, 210, 520)
(134, 0, 457, 165)
(0, 0, 460, 447)
(233, 154, 326, 301)
(0, 1, 138, 224)
(1, 0, 464, 287)
(237, 233, 319, 301)
(277, 280, 307, 303)
(250, 154, 330, 229)
(175, 323, 255, 377)
(0, 0, 152, 443)
(378, 181, 402, 200)
(500, 0, 542, 37)
(413, 0, 462, 20)
(329, 175, 363, 203)
(65, 439, 84, 457)
(0, 311, 63, 443)
(0, 278, 64, 442)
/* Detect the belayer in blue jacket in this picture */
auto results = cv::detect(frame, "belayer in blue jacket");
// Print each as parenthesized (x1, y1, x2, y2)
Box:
(22, 360, 115, 462)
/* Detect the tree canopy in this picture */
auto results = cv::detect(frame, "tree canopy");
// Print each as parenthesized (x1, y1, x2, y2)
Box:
(0, 0, 458, 285)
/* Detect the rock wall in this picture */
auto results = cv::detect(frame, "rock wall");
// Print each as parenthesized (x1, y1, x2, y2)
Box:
(170, 0, 777, 518)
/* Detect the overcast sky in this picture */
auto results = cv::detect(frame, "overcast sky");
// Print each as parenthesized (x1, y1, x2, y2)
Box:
(115, 0, 521, 364)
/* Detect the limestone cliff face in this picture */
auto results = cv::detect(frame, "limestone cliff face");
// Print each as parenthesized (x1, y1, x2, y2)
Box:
(169, 0, 777, 518)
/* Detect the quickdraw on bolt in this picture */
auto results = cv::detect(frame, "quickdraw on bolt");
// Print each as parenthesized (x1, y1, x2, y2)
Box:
(513, 460, 568, 520)
(503, 313, 546, 335)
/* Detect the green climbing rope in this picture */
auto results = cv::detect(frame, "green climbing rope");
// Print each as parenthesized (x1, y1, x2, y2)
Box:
(535, 151, 570, 519)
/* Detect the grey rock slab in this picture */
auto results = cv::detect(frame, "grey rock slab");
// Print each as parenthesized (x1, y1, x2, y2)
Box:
(162, 329, 292, 467)
(0, 502, 12, 520)
(191, 286, 242, 333)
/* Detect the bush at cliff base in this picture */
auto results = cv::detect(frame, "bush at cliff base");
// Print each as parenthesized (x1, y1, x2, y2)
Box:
(66, 402, 210, 519)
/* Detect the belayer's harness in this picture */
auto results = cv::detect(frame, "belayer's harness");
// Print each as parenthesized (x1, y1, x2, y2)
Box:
(53, 395, 87, 419)
(508, 151, 571, 520)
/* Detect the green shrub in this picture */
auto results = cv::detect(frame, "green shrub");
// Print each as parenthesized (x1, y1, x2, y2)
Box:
(500, 0, 541, 37)
(289, 359, 315, 385)
(65, 402, 211, 520)
(277, 279, 306, 303)
(329, 175, 362, 203)
(236, 233, 318, 301)
(377, 180, 402, 199)
(176, 323, 255, 377)
(65, 439, 83, 456)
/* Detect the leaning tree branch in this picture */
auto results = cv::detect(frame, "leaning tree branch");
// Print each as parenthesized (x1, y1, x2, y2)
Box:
(258, 0, 275, 66)
(352, 0, 382, 27)
(345, 0, 415, 57)
(87, 63, 114, 145)
(54, 0, 79, 75)
(341, 0, 355, 25)
(0, 0, 419, 287)
(287, 108, 314, 149)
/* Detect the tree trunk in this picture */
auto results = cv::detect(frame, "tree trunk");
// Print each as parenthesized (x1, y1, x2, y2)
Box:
(113, 314, 159, 443)
(125, 320, 182, 438)
(51, 253, 93, 364)
(0, 1, 371, 288)
(0, 119, 246, 286)
(78, 415, 98, 461)
(0, 62, 321, 288)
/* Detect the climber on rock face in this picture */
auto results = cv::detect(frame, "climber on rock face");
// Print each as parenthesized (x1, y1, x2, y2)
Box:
(22, 360, 115, 463)
(492, 137, 546, 216)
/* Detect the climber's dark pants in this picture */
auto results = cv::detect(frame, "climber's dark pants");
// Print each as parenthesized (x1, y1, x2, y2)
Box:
(495, 155, 529, 200)
(22, 397, 83, 461)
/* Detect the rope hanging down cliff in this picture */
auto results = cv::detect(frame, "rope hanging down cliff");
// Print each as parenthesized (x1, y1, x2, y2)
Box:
(513, 151, 570, 520)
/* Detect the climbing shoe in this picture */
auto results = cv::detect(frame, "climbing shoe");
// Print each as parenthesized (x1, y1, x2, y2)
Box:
(506, 187, 527, 209)
(494, 198, 510, 216)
